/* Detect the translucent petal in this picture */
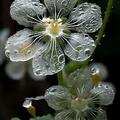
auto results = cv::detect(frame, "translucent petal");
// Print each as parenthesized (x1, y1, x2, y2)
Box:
(28, 62, 46, 81)
(55, 110, 75, 120)
(67, 68, 93, 95)
(0, 28, 10, 44)
(5, 62, 26, 80)
(33, 41, 65, 76)
(44, 0, 77, 17)
(10, 0, 46, 27)
(91, 82, 115, 105)
(5, 29, 40, 62)
(69, 2, 102, 33)
(64, 33, 96, 62)
(45, 86, 71, 110)
(96, 109, 107, 120)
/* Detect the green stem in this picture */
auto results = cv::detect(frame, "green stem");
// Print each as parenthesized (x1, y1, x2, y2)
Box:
(57, 70, 64, 85)
(95, 0, 114, 46)
(65, 61, 81, 74)
(77, 0, 83, 4)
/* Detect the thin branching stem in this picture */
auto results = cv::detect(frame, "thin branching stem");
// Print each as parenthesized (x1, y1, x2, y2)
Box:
(95, 0, 114, 47)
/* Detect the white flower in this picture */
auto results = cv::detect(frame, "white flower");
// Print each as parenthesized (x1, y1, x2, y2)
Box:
(5, 0, 102, 76)
(24, 69, 115, 120)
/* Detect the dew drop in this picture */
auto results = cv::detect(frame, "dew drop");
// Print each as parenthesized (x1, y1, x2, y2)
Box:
(91, 82, 115, 105)
(35, 69, 42, 75)
(84, 48, 91, 56)
(90, 59, 93, 62)
(7, 42, 11, 45)
(5, 50, 10, 57)
(103, 34, 105, 37)
(84, 34, 89, 38)
(61, 0, 68, 6)
(58, 54, 64, 63)
(27, 50, 31, 54)
(14, 49, 19, 54)
(76, 45, 82, 52)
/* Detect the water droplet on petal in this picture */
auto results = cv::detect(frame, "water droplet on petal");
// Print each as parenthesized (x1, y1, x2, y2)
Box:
(10, 0, 46, 27)
(14, 49, 19, 54)
(69, 2, 102, 33)
(27, 50, 32, 54)
(44, 86, 71, 110)
(61, 0, 68, 6)
(64, 33, 96, 62)
(44, 0, 77, 16)
(5, 50, 10, 57)
(58, 54, 65, 64)
(84, 48, 91, 57)
(91, 82, 115, 105)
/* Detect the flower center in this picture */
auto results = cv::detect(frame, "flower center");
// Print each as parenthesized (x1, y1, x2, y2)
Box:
(71, 97, 89, 112)
(34, 18, 64, 38)
(45, 18, 63, 38)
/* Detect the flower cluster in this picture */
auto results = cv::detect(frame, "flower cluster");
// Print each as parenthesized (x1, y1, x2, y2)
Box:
(5, 0, 102, 76)
(23, 67, 115, 120)
(5, 0, 115, 120)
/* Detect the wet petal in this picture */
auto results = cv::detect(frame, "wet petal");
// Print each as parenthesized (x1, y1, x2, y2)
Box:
(64, 33, 96, 62)
(0, 28, 10, 44)
(5, 29, 41, 62)
(28, 61, 46, 81)
(96, 109, 107, 120)
(5, 62, 26, 80)
(33, 40, 65, 76)
(10, 0, 46, 27)
(44, 0, 77, 17)
(69, 2, 102, 33)
(91, 82, 115, 105)
(67, 68, 93, 95)
(45, 85, 71, 110)
(55, 110, 75, 120)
